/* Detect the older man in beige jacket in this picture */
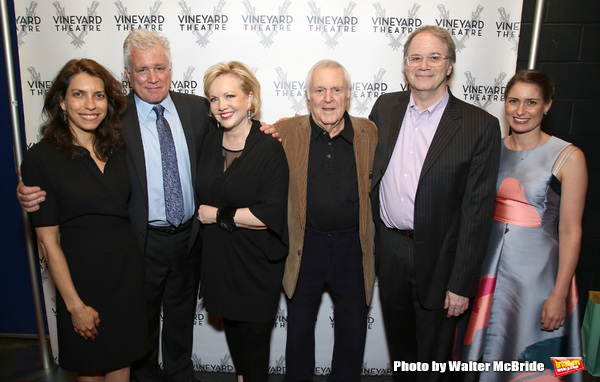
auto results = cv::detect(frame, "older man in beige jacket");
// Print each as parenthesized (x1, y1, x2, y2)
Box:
(275, 59, 377, 382)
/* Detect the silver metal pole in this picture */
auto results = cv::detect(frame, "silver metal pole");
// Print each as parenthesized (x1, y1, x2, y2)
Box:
(1, 0, 52, 370)
(528, 0, 546, 69)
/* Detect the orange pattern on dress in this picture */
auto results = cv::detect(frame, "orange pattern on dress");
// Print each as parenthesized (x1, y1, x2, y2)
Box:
(463, 275, 496, 345)
(494, 177, 542, 227)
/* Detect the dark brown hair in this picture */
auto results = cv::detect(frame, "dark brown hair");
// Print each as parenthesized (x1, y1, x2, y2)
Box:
(505, 69, 555, 103)
(41, 58, 127, 160)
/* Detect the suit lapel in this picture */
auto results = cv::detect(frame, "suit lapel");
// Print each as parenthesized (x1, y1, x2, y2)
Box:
(419, 94, 462, 181)
(297, 117, 311, 229)
(122, 93, 149, 201)
(170, 91, 198, 184)
(352, 117, 370, 194)
(387, 93, 410, 160)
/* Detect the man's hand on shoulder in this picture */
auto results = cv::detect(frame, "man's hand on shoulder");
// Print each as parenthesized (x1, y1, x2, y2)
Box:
(260, 122, 281, 142)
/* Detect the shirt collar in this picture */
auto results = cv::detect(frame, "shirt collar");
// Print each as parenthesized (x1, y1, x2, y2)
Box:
(309, 112, 354, 144)
(134, 92, 175, 120)
(408, 87, 450, 115)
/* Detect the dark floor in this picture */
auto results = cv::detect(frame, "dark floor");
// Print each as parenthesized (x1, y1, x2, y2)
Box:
(1, 336, 597, 382)
(0, 336, 392, 382)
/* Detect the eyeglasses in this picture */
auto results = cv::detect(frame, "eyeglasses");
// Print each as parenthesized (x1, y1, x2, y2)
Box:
(405, 55, 449, 67)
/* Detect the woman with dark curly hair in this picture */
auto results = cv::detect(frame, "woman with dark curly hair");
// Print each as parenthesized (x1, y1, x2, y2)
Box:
(21, 58, 148, 381)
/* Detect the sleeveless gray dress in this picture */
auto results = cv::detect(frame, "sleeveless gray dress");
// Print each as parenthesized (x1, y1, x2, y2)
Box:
(461, 136, 582, 381)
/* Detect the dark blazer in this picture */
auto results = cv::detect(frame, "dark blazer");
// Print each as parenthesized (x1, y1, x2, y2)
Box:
(120, 91, 212, 254)
(369, 90, 501, 310)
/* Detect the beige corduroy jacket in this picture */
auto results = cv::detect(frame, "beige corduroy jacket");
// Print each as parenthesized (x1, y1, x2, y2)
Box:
(275, 114, 377, 305)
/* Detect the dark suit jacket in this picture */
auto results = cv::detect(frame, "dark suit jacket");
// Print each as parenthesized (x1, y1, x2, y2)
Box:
(121, 91, 212, 254)
(369, 90, 501, 310)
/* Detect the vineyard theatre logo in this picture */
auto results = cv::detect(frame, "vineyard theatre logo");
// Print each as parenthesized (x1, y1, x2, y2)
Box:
(113, 0, 165, 32)
(366, 305, 376, 330)
(241, 0, 293, 48)
(193, 301, 205, 326)
(273, 67, 306, 114)
(352, 69, 387, 115)
(371, 3, 422, 50)
(496, 8, 519, 51)
(178, 1, 227, 48)
(307, 1, 358, 49)
(362, 361, 393, 376)
(51, 296, 57, 317)
(38, 252, 51, 282)
(274, 307, 287, 330)
(328, 303, 335, 328)
(191, 353, 202, 371)
(121, 71, 132, 94)
(118, 67, 198, 95)
(269, 355, 286, 374)
(462, 71, 507, 110)
(195, 353, 235, 373)
(26, 66, 52, 97)
(172, 66, 199, 95)
(436, 5, 484, 52)
(53, 1, 102, 48)
(315, 365, 331, 376)
(16, 1, 41, 45)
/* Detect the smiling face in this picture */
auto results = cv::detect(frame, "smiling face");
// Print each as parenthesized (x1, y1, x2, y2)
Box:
(207, 74, 253, 130)
(307, 66, 349, 132)
(126, 44, 171, 104)
(504, 81, 552, 135)
(404, 31, 454, 100)
(59, 73, 107, 140)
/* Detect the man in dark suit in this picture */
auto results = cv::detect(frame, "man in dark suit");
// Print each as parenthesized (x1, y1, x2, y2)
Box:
(121, 29, 210, 382)
(18, 29, 210, 382)
(369, 26, 500, 382)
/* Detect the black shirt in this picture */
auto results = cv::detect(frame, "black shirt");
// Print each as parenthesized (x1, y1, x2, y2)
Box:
(306, 112, 359, 232)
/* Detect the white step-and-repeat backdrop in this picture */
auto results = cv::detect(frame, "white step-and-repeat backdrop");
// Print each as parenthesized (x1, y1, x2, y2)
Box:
(14, 0, 523, 375)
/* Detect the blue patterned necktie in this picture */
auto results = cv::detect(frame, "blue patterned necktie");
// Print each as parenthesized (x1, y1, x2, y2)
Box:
(153, 104, 185, 227)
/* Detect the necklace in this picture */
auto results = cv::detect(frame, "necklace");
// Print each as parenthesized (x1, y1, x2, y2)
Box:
(509, 133, 542, 160)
